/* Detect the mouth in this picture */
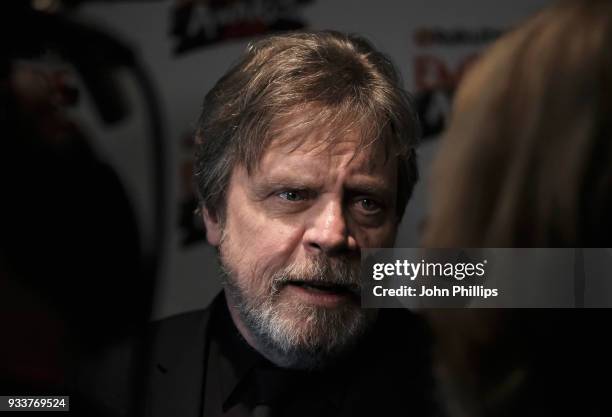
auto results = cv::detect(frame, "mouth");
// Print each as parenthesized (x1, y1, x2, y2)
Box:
(287, 280, 358, 293)
(282, 280, 360, 306)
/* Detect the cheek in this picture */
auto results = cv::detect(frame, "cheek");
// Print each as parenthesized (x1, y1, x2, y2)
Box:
(353, 221, 398, 248)
(224, 208, 305, 283)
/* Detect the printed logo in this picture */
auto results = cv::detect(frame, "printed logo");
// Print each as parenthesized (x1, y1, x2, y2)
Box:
(171, 0, 314, 55)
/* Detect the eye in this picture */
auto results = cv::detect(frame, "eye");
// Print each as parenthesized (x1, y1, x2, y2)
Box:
(355, 198, 382, 214)
(278, 190, 306, 202)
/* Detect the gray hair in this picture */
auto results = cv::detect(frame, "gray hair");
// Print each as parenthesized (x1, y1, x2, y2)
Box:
(194, 30, 420, 220)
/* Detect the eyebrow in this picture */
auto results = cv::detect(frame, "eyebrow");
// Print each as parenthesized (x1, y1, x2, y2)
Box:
(344, 180, 394, 200)
(250, 174, 394, 199)
(249, 177, 323, 198)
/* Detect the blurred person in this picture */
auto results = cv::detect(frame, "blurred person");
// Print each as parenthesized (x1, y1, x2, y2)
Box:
(1, 63, 145, 415)
(423, 0, 612, 248)
(422, 1, 612, 416)
(3, 4, 163, 416)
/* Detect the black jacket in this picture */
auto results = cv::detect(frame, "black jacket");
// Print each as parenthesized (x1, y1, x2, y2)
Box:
(73, 292, 438, 417)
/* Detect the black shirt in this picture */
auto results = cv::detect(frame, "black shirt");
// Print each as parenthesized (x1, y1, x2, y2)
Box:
(202, 293, 437, 417)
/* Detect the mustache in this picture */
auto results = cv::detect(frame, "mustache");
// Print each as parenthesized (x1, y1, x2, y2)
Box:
(270, 255, 362, 294)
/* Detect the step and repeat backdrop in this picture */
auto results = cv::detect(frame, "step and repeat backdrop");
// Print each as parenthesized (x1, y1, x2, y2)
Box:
(75, 0, 552, 319)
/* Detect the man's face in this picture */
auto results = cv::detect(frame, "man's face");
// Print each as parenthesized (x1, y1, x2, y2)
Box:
(203, 128, 400, 368)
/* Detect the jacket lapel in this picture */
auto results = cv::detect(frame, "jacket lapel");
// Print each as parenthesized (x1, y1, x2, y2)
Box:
(146, 309, 212, 417)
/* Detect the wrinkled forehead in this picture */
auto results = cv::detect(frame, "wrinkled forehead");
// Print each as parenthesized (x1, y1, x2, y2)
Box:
(262, 129, 391, 176)
(249, 103, 397, 174)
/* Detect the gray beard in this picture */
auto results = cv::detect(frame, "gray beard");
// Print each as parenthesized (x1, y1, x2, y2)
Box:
(221, 256, 377, 370)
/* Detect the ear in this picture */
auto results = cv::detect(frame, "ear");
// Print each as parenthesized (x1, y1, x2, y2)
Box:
(201, 207, 222, 247)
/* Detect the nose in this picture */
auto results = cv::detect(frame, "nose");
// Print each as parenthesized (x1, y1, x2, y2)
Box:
(303, 198, 357, 255)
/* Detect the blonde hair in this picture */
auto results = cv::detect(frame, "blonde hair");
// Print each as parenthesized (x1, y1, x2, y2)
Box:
(423, 0, 612, 247)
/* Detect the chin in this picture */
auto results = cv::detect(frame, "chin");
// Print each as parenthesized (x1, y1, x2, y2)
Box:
(248, 299, 377, 370)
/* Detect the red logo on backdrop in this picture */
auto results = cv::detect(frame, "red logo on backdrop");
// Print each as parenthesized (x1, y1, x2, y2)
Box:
(412, 28, 504, 139)
(171, 0, 314, 55)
